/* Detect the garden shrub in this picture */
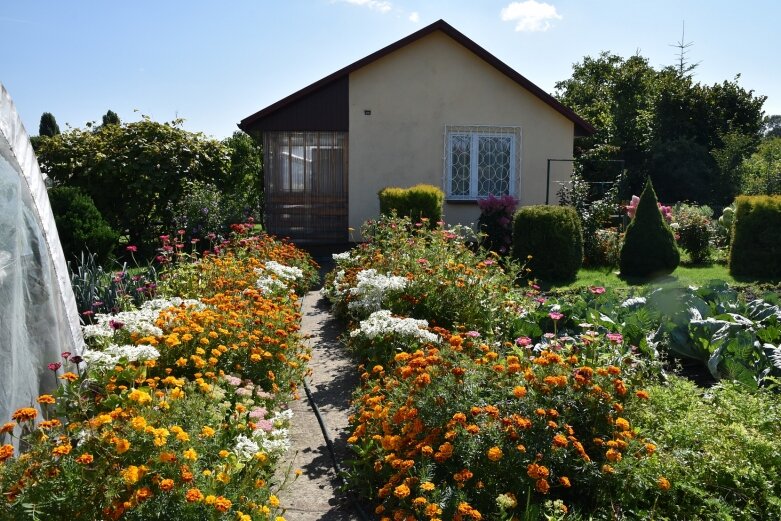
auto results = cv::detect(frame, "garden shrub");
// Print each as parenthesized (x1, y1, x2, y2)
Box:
(729, 195, 781, 278)
(619, 179, 679, 278)
(378, 184, 443, 224)
(48, 186, 119, 263)
(512, 205, 583, 281)
(673, 203, 712, 264)
(477, 194, 517, 255)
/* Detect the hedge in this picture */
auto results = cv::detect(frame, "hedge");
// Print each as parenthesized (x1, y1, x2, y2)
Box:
(378, 184, 443, 225)
(729, 195, 781, 278)
(512, 205, 583, 281)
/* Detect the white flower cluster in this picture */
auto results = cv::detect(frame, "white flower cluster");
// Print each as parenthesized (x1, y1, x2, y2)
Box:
(332, 251, 352, 262)
(83, 307, 163, 339)
(81, 343, 159, 368)
(263, 260, 304, 281)
(253, 261, 303, 295)
(347, 269, 408, 314)
(233, 434, 260, 461)
(350, 310, 440, 344)
(255, 276, 287, 294)
(142, 297, 204, 312)
(249, 409, 293, 457)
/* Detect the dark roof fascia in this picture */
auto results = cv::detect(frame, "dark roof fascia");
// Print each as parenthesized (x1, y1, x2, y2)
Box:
(239, 19, 595, 136)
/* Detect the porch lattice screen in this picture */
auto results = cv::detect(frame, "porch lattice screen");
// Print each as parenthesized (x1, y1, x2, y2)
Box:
(263, 131, 348, 243)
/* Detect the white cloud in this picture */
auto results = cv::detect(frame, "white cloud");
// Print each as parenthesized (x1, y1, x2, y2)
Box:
(409, 11, 420, 23)
(500, 1, 562, 32)
(340, 0, 393, 14)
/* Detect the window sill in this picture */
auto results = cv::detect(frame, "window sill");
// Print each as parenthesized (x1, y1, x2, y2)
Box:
(445, 198, 480, 205)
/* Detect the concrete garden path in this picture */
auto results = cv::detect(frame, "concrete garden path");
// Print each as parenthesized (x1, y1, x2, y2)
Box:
(278, 290, 364, 521)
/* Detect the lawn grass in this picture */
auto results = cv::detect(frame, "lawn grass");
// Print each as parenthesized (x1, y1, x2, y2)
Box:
(544, 261, 781, 291)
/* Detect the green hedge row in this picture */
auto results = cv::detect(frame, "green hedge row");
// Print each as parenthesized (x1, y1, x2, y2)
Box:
(512, 205, 583, 281)
(729, 195, 781, 278)
(378, 184, 443, 225)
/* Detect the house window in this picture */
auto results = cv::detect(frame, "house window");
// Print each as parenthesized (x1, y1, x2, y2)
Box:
(445, 126, 520, 200)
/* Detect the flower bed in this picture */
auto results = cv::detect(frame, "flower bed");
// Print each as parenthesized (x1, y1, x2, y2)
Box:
(0, 231, 318, 520)
(326, 217, 781, 520)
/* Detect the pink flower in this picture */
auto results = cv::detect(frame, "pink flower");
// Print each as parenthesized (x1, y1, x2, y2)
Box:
(417, 258, 429, 265)
(589, 286, 606, 295)
(61, 352, 72, 360)
(48, 362, 62, 372)
(515, 336, 532, 347)
(549, 312, 564, 321)
(466, 331, 480, 338)
(125, 245, 137, 253)
(606, 333, 623, 343)
(177, 229, 186, 236)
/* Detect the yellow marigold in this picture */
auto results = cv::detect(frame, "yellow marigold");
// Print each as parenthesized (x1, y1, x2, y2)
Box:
(0, 444, 14, 462)
(11, 407, 37, 423)
(394, 483, 410, 499)
(159, 478, 175, 492)
(183, 448, 198, 461)
(412, 496, 428, 508)
(37, 394, 56, 405)
(658, 476, 671, 491)
(201, 426, 216, 437)
(601, 464, 615, 474)
(486, 446, 503, 462)
(176, 431, 190, 442)
(52, 444, 72, 457)
(75, 453, 94, 465)
(122, 465, 144, 484)
(645, 443, 656, 455)
(269, 494, 280, 508)
(213, 496, 232, 512)
(615, 417, 630, 431)
(128, 389, 152, 405)
(420, 481, 435, 492)
(131, 416, 147, 431)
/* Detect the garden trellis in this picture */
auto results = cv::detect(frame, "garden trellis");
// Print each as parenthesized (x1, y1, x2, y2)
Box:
(0, 83, 83, 439)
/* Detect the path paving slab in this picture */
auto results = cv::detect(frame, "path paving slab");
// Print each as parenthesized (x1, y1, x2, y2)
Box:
(278, 291, 363, 521)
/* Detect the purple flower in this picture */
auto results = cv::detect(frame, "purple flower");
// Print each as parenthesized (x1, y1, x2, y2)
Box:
(109, 320, 124, 330)
(69, 355, 83, 365)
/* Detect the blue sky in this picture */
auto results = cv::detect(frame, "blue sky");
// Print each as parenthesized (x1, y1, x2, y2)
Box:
(2, 1, 779, 139)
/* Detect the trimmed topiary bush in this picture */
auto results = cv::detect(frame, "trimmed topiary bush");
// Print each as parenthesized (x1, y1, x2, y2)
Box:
(378, 184, 443, 225)
(729, 195, 781, 279)
(48, 186, 119, 263)
(512, 205, 583, 281)
(619, 178, 679, 278)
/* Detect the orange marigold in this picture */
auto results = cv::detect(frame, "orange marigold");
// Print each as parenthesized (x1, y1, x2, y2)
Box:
(552, 434, 569, 448)
(11, 408, 37, 423)
(658, 476, 671, 491)
(36, 395, 56, 405)
(75, 453, 94, 465)
(213, 496, 232, 512)
(636, 390, 650, 400)
(512, 386, 527, 398)
(394, 484, 410, 499)
(487, 446, 503, 462)
(59, 372, 79, 382)
(185, 488, 204, 502)
(0, 444, 14, 462)
(52, 444, 72, 457)
(159, 478, 175, 492)
(0, 422, 14, 434)
(527, 463, 549, 480)
(535, 478, 550, 494)
(559, 476, 571, 488)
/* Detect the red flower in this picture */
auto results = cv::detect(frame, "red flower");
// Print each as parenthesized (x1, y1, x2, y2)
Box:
(126, 245, 138, 253)
(48, 362, 62, 372)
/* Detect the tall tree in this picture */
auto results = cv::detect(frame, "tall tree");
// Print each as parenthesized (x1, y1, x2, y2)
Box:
(38, 112, 60, 137)
(101, 110, 121, 126)
(556, 53, 765, 206)
(36, 117, 229, 254)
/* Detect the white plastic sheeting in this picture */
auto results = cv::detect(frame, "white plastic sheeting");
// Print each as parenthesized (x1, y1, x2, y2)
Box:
(0, 83, 83, 434)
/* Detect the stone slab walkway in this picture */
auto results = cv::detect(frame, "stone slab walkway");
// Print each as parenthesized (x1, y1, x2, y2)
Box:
(278, 290, 363, 521)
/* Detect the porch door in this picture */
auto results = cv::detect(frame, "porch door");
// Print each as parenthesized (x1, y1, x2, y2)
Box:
(264, 131, 348, 243)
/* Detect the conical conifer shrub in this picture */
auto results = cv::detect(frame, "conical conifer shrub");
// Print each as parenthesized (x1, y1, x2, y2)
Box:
(619, 178, 680, 278)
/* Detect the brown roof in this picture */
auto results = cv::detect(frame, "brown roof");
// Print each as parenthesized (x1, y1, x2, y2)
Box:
(239, 19, 595, 136)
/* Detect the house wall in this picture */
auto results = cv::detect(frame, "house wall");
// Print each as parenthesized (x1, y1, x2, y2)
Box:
(347, 30, 574, 237)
